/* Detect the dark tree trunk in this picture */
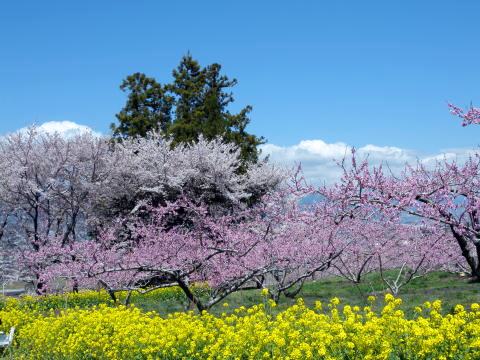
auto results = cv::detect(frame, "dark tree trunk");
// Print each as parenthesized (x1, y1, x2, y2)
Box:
(176, 278, 205, 313)
(450, 225, 480, 279)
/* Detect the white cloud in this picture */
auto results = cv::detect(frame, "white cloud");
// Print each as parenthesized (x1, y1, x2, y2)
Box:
(19, 121, 101, 138)
(261, 139, 475, 185)
(419, 148, 478, 164)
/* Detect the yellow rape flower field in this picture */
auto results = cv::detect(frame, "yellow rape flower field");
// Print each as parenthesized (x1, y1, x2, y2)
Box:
(2, 292, 480, 359)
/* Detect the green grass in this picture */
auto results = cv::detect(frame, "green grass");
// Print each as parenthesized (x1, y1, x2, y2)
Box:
(132, 271, 480, 316)
(292, 271, 480, 316)
(5, 272, 480, 317)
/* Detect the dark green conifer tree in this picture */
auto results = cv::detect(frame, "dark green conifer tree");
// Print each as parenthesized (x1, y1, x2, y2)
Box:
(112, 73, 174, 139)
(112, 54, 265, 165)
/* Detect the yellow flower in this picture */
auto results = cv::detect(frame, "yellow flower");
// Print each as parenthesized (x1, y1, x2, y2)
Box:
(432, 300, 442, 311)
(4, 291, 480, 359)
(268, 299, 277, 308)
(330, 297, 340, 306)
(384, 293, 395, 303)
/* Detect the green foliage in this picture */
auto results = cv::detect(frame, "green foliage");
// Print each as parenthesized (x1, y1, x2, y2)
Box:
(111, 54, 264, 166)
(111, 73, 174, 138)
(9, 272, 474, 317)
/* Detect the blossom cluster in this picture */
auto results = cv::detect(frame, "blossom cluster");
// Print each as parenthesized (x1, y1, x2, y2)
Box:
(2, 293, 480, 359)
(449, 103, 480, 127)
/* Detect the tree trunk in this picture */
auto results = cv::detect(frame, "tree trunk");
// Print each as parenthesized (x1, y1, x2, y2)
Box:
(450, 226, 479, 279)
(176, 278, 205, 313)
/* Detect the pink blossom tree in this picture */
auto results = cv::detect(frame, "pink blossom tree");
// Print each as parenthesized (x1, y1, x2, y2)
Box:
(449, 103, 480, 127)
(329, 219, 393, 285)
(375, 223, 458, 295)
(0, 128, 282, 293)
(324, 148, 474, 281)
(31, 199, 272, 310)
(250, 175, 347, 302)
(32, 174, 348, 310)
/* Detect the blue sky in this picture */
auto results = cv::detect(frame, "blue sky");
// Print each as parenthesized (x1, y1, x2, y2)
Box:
(1, 1, 479, 162)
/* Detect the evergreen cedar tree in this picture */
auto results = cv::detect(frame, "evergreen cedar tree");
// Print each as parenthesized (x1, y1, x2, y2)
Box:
(111, 54, 264, 168)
